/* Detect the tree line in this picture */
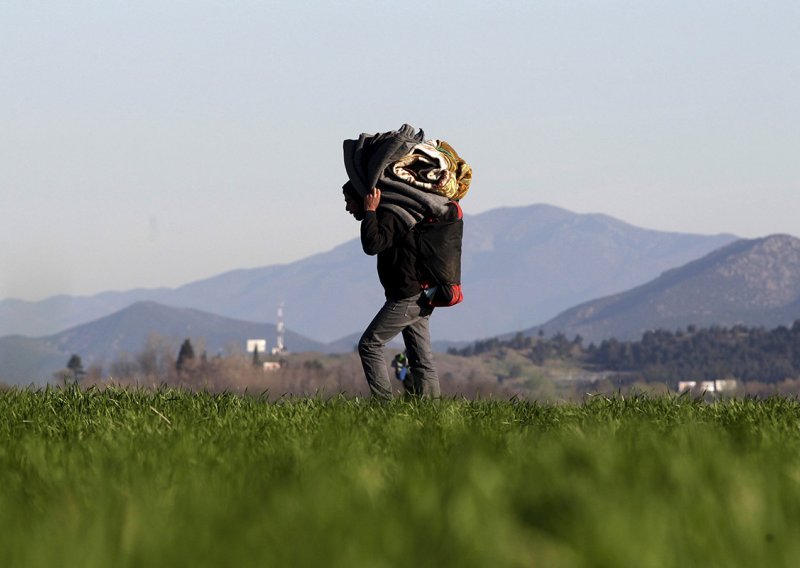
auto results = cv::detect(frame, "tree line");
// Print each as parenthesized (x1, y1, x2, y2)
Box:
(449, 321, 800, 386)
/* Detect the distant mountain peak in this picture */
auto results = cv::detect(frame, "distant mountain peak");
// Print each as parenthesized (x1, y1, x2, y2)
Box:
(711, 234, 800, 307)
(536, 234, 800, 342)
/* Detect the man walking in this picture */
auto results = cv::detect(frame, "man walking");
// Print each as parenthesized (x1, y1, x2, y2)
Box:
(343, 183, 441, 400)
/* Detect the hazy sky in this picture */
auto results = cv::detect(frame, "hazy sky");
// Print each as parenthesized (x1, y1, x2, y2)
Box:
(2, 1, 798, 301)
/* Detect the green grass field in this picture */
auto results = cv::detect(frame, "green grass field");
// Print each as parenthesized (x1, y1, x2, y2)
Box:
(2, 386, 800, 567)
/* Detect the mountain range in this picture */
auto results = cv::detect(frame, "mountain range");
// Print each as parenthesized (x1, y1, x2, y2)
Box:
(0, 203, 750, 386)
(0, 302, 328, 386)
(532, 234, 800, 343)
(0, 204, 737, 343)
(45, 301, 327, 358)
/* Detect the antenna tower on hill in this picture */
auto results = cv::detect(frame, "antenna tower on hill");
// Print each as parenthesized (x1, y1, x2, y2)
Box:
(272, 302, 287, 355)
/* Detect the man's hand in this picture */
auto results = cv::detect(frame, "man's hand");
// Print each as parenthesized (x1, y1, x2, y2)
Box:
(364, 187, 381, 212)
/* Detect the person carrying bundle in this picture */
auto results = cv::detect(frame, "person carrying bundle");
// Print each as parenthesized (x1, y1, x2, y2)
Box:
(342, 124, 470, 400)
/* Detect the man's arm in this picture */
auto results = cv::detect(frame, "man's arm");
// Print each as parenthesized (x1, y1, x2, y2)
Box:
(360, 188, 396, 255)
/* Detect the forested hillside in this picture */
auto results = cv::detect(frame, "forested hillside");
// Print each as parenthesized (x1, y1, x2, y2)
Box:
(452, 321, 800, 390)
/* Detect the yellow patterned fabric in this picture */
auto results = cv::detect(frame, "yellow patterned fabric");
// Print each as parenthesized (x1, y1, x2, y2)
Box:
(389, 140, 472, 201)
(436, 140, 472, 201)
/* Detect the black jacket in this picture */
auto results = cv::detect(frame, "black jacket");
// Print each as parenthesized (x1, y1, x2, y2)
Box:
(361, 210, 420, 300)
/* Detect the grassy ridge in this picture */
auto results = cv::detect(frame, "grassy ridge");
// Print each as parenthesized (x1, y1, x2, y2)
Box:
(2, 387, 800, 567)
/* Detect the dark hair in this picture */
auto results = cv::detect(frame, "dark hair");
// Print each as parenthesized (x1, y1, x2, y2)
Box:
(342, 181, 360, 201)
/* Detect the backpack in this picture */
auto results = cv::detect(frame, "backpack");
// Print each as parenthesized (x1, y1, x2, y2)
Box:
(413, 201, 464, 308)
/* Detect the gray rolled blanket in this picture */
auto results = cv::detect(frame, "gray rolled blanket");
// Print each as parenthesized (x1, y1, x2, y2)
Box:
(343, 124, 451, 229)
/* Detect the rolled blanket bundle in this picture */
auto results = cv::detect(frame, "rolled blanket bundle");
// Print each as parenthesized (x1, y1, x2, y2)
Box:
(343, 124, 471, 228)
(390, 140, 472, 201)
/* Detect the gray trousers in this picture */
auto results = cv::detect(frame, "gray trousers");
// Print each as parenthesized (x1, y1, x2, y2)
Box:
(358, 293, 440, 400)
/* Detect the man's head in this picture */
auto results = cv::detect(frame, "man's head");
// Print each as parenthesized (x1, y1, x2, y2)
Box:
(342, 182, 365, 221)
